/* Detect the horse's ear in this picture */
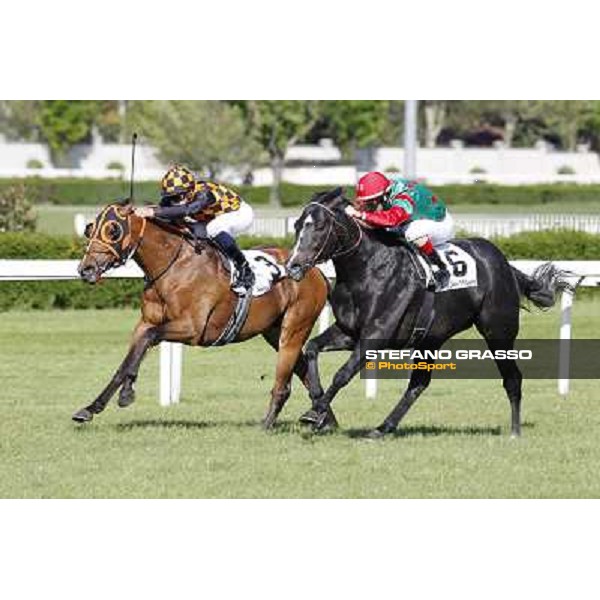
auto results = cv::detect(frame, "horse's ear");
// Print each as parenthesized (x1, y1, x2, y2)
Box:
(320, 187, 344, 204)
(83, 222, 94, 239)
(114, 198, 134, 215)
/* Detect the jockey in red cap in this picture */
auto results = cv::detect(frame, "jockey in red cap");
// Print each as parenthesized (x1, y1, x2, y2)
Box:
(346, 171, 454, 288)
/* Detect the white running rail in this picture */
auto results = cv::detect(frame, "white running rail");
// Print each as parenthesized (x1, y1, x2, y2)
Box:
(1, 259, 599, 402)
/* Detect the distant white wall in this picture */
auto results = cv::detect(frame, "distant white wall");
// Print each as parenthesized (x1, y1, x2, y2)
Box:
(357, 144, 600, 183)
(1, 138, 600, 185)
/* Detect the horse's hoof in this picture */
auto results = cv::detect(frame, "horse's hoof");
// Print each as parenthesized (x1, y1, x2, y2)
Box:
(299, 409, 320, 425)
(72, 408, 93, 423)
(326, 409, 339, 430)
(311, 410, 337, 433)
(366, 428, 386, 440)
(118, 388, 135, 408)
(262, 416, 276, 431)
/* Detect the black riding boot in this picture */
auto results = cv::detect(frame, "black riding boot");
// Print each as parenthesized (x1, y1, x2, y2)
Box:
(213, 231, 255, 295)
(425, 249, 450, 289)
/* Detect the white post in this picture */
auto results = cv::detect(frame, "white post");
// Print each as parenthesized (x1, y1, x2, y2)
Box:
(319, 303, 331, 334)
(171, 343, 182, 404)
(404, 100, 418, 178)
(160, 342, 182, 406)
(365, 378, 378, 400)
(558, 289, 575, 397)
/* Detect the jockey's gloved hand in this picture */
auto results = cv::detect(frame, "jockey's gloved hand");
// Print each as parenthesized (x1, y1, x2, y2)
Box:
(195, 190, 216, 210)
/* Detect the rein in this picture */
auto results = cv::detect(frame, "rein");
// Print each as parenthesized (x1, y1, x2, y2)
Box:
(85, 208, 185, 288)
(306, 201, 363, 261)
(141, 237, 185, 289)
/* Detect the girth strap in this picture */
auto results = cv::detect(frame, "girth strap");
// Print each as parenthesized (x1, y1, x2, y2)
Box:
(406, 289, 435, 348)
(211, 292, 252, 347)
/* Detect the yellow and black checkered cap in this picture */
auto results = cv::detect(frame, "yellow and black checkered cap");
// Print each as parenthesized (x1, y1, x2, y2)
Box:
(160, 165, 197, 198)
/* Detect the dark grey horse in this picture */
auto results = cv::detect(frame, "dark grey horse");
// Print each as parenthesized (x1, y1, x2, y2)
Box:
(286, 189, 572, 438)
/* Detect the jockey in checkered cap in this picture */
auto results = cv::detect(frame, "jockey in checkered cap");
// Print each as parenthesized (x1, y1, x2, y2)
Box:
(134, 165, 255, 295)
(346, 172, 454, 289)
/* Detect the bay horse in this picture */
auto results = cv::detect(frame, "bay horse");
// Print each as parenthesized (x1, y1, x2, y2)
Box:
(286, 189, 572, 438)
(72, 200, 329, 428)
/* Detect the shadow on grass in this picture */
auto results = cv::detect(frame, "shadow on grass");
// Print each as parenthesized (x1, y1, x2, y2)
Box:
(114, 418, 300, 432)
(113, 418, 534, 440)
(344, 421, 535, 439)
(116, 419, 254, 431)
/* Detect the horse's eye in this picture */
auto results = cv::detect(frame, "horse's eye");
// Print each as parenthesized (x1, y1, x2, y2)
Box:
(109, 223, 123, 241)
(101, 221, 123, 243)
(84, 223, 94, 239)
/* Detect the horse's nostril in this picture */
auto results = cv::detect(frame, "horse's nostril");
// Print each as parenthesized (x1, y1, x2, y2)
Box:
(79, 265, 97, 282)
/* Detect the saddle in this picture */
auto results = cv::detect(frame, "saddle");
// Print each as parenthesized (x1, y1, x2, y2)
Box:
(151, 220, 287, 346)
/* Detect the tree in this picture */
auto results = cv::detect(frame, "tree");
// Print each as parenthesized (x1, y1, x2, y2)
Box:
(533, 101, 596, 150)
(322, 101, 389, 159)
(0, 100, 123, 150)
(457, 101, 542, 147)
(129, 101, 262, 180)
(422, 101, 448, 148)
(0, 101, 42, 141)
(239, 101, 324, 206)
(0, 183, 37, 232)
(37, 100, 100, 166)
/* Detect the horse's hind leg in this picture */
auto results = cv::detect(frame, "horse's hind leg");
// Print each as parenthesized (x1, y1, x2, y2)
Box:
(476, 318, 522, 437)
(370, 362, 434, 439)
(487, 338, 522, 437)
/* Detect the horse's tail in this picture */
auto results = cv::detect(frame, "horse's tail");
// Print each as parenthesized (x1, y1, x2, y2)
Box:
(512, 262, 575, 309)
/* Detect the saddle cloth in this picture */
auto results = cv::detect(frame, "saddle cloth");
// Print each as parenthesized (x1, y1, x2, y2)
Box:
(416, 242, 478, 292)
(227, 250, 286, 297)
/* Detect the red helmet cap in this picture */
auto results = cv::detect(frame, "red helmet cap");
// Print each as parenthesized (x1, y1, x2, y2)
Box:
(355, 171, 392, 202)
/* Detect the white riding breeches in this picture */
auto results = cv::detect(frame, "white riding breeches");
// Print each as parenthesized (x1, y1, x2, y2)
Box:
(403, 212, 455, 247)
(206, 201, 254, 237)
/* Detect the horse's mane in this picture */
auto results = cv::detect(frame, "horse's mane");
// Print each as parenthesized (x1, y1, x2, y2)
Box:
(306, 187, 413, 252)
(309, 187, 348, 210)
(148, 217, 194, 240)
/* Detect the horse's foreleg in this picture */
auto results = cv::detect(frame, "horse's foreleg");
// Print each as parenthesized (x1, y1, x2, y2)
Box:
(370, 366, 433, 438)
(262, 316, 319, 429)
(72, 322, 159, 423)
(262, 344, 297, 430)
(310, 344, 369, 431)
(304, 324, 355, 400)
(299, 324, 355, 428)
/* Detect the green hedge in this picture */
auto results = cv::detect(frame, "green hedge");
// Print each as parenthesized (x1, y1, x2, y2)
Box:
(492, 230, 600, 259)
(0, 230, 597, 311)
(0, 233, 292, 311)
(4, 177, 600, 207)
(0, 178, 333, 207)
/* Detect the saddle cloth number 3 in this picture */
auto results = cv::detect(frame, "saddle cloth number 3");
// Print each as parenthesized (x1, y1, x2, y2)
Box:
(243, 250, 287, 297)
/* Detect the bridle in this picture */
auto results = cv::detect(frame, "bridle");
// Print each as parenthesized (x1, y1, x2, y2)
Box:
(85, 205, 147, 270)
(85, 204, 187, 288)
(288, 200, 364, 280)
(303, 201, 363, 262)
